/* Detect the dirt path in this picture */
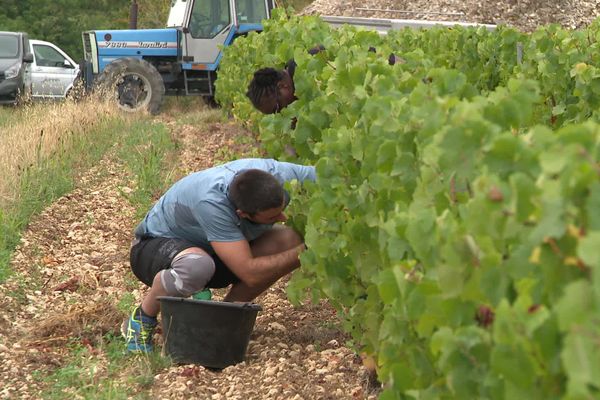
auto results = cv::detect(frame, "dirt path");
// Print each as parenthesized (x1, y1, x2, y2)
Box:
(0, 109, 376, 399)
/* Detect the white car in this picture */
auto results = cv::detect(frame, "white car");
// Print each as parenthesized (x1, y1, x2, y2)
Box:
(29, 39, 80, 99)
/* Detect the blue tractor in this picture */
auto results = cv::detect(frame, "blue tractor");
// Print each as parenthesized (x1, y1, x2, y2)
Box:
(81, 0, 274, 114)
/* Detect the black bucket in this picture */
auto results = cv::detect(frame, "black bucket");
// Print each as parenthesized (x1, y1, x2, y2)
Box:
(158, 296, 262, 368)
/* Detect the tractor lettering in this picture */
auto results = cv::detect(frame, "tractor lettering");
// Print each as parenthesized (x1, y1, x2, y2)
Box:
(138, 42, 168, 49)
(105, 42, 128, 48)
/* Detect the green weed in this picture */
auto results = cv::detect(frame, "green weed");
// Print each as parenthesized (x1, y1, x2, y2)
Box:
(175, 108, 224, 128)
(162, 95, 204, 113)
(117, 292, 137, 314)
(117, 120, 178, 220)
(40, 334, 170, 400)
(0, 106, 14, 127)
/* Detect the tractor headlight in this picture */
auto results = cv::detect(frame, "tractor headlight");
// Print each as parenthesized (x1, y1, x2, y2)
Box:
(4, 62, 21, 79)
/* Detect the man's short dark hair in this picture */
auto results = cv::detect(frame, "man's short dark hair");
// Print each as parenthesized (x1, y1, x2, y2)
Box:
(246, 67, 284, 109)
(229, 169, 284, 214)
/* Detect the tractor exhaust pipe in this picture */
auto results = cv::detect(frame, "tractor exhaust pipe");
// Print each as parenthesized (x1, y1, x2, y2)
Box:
(129, 0, 138, 29)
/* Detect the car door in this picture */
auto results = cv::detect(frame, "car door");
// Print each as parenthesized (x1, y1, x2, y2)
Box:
(31, 41, 78, 98)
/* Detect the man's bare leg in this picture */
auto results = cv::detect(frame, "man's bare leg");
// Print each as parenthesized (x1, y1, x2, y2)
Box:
(224, 226, 303, 302)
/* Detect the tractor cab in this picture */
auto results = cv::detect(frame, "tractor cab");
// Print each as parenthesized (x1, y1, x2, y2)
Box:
(167, 0, 273, 67)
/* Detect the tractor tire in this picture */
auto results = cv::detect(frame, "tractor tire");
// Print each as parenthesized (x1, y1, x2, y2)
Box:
(202, 95, 220, 109)
(96, 57, 165, 115)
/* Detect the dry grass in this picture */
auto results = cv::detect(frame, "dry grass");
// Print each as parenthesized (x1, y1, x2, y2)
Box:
(0, 97, 119, 208)
(28, 298, 123, 345)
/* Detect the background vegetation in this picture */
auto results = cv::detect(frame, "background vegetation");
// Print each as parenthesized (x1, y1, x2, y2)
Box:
(0, 0, 171, 62)
(0, 0, 313, 63)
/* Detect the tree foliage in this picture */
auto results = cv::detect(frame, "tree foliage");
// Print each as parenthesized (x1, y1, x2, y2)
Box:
(0, 0, 170, 62)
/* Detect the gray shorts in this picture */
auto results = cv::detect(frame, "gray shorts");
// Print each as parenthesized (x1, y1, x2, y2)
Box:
(129, 237, 240, 289)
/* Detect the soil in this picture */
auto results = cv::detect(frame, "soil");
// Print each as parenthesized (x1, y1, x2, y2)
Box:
(0, 109, 377, 399)
(302, 0, 600, 32)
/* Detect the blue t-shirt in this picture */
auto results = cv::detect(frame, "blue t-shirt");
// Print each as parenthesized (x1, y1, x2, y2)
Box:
(134, 158, 315, 253)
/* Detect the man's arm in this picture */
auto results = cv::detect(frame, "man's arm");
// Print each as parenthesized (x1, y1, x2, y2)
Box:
(211, 240, 305, 288)
(272, 161, 316, 184)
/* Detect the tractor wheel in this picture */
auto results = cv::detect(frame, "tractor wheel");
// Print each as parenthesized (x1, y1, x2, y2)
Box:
(202, 95, 220, 108)
(96, 58, 165, 114)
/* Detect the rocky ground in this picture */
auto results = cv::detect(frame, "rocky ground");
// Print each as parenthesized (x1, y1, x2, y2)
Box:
(0, 108, 377, 399)
(302, 0, 600, 32)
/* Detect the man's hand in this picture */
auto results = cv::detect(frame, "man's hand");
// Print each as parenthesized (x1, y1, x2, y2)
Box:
(211, 234, 304, 288)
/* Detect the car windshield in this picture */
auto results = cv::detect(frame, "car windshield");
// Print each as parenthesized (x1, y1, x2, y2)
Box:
(0, 35, 19, 58)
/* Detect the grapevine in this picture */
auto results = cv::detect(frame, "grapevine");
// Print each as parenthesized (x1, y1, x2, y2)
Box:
(218, 11, 600, 399)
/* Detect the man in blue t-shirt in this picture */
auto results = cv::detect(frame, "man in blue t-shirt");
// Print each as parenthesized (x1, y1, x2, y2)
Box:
(122, 158, 316, 353)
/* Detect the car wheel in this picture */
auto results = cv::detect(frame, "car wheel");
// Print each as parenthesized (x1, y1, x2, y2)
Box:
(15, 85, 32, 106)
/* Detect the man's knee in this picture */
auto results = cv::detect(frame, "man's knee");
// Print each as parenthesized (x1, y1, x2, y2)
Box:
(277, 226, 303, 248)
(160, 253, 215, 297)
(255, 226, 303, 254)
